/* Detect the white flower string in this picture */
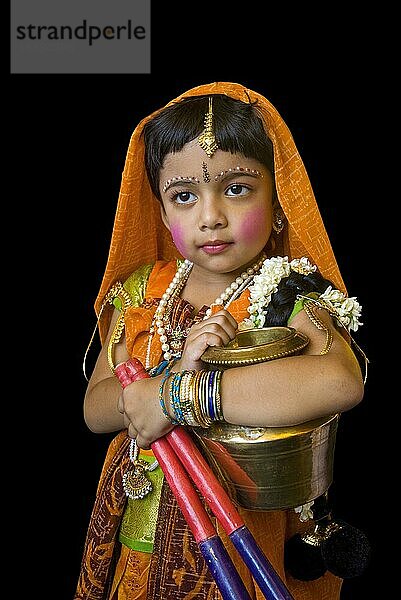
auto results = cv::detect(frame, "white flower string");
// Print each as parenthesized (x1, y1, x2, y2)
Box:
(318, 287, 362, 332)
(294, 501, 315, 522)
(243, 256, 363, 332)
(245, 256, 316, 328)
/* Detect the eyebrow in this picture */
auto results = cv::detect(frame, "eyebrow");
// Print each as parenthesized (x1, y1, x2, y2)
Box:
(162, 176, 200, 194)
(214, 167, 264, 181)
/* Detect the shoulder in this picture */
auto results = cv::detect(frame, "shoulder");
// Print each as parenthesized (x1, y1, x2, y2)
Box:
(109, 263, 154, 311)
(145, 259, 183, 298)
(117, 260, 181, 308)
(123, 263, 154, 306)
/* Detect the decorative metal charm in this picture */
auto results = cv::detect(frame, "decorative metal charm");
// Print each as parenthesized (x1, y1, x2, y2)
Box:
(122, 459, 153, 500)
(122, 439, 159, 500)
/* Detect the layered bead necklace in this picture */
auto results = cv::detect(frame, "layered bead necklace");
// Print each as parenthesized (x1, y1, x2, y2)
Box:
(145, 253, 267, 369)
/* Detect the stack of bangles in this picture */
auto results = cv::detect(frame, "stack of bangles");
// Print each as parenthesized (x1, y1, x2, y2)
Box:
(159, 365, 224, 427)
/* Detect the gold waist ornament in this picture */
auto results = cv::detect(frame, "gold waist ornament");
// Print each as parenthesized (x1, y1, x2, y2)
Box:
(195, 327, 338, 511)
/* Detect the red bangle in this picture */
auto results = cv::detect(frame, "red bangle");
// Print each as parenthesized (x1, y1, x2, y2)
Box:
(114, 362, 132, 388)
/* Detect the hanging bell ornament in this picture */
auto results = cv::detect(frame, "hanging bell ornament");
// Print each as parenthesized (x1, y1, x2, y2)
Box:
(122, 460, 153, 500)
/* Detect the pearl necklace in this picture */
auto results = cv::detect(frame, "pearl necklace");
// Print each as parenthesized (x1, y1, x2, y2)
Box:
(203, 253, 266, 318)
(145, 254, 266, 368)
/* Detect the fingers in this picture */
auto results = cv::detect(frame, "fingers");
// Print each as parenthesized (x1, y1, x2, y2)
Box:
(128, 422, 137, 439)
(128, 422, 161, 450)
(135, 436, 151, 450)
(128, 422, 151, 450)
(177, 310, 239, 370)
(196, 310, 237, 338)
(192, 310, 238, 347)
(216, 309, 238, 329)
(192, 329, 231, 349)
(204, 308, 238, 330)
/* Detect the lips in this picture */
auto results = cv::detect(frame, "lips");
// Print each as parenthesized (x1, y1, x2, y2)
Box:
(200, 240, 233, 255)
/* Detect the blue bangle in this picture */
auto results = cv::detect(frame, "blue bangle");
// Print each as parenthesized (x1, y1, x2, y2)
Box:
(170, 372, 185, 425)
(159, 367, 178, 424)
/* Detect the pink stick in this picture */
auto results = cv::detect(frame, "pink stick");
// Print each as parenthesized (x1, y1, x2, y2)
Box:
(151, 437, 216, 543)
(167, 427, 244, 535)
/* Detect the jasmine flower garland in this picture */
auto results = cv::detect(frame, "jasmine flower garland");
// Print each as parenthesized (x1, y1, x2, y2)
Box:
(241, 256, 363, 332)
(319, 286, 362, 332)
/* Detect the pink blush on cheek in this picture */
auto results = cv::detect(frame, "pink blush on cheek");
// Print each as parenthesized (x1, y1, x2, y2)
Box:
(239, 208, 269, 242)
(170, 224, 187, 255)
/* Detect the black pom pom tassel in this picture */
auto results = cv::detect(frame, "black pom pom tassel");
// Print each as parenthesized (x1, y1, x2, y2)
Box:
(285, 518, 371, 581)
(321, 521, 371, 578)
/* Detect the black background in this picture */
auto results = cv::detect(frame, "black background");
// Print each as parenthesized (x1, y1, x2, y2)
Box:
(11, 6, 386, 599)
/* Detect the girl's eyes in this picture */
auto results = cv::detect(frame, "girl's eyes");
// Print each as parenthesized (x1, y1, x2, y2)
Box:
(226, 183, 250, 197)
(168, 183, 251, 205)
(169, 190, 197, 205)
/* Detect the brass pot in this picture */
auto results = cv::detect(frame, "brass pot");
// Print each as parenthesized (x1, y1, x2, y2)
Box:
(201, 326, 309, 367)
(194, 327, 339, 511)
(193, 415, 339, 511)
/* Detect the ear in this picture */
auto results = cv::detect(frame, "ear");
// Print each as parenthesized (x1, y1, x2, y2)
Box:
(159, 203, 171, 231)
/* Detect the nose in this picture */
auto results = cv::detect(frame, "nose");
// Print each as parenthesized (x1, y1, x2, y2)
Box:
(198, 196, 228, 230)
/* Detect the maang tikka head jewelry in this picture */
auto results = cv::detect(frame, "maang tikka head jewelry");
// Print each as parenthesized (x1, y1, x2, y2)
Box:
(198, 97, 219, 158)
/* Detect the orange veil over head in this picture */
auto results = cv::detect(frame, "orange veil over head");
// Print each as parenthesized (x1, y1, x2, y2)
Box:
(95, 82, 345, 342)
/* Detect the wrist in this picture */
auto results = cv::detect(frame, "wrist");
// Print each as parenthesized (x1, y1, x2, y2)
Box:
(162, 368, 225, 427)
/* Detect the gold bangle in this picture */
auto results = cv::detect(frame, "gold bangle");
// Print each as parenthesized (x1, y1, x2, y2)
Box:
(105, 282, 133, 373)
(192, 371, 210, 427)
(303, 300, 333, 355)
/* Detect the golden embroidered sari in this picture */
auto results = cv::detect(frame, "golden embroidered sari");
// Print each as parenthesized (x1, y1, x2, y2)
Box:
(75, 82, 346, 600)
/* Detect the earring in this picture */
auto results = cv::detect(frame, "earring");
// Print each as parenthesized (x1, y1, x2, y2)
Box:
(272, 209, 285, 234)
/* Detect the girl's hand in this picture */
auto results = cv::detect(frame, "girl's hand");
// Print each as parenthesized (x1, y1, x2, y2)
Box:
(117, 375, 174, 449)
(176, 309, 238, 371)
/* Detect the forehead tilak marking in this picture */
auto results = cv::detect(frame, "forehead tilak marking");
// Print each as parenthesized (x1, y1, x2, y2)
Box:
(202, 161, 211, 183)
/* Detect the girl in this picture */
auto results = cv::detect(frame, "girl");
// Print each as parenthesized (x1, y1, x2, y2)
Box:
(75, 83, 365, 600)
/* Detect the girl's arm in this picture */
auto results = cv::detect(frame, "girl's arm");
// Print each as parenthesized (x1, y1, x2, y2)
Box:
(84, 305, 364, 442)
(83, 308, 130, 433)
(83, 308, 176, 447)
(220, 308, 364, 427)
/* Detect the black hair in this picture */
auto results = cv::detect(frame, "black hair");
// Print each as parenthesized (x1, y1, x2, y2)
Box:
(264, 271, 334, 327)
(142, 95, 274, 201)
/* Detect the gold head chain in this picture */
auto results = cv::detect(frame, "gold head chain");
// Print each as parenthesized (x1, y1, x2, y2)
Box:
(198, 97, 219, 158)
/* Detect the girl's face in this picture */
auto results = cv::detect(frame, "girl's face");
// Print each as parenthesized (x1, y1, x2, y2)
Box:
(159, 140, 274, 278)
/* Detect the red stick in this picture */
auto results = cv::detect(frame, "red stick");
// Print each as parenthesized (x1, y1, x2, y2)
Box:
(167, 427, 244, 535)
